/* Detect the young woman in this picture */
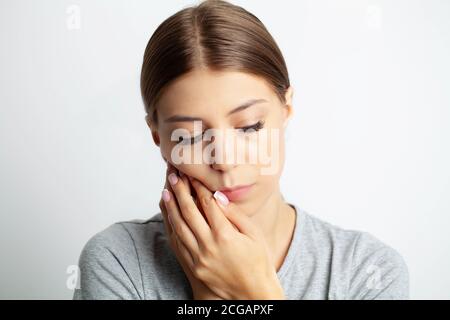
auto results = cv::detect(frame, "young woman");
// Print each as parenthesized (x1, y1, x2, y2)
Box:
(73, 0, 409, 300)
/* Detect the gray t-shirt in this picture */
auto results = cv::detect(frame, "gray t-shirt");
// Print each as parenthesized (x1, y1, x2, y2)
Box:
(72, 204, 409, 300)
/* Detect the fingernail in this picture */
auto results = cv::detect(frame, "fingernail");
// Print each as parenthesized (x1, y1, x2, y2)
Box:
(162, 189, 171, 202)
(213, 191, 229, 206)
(168, 173, 178, 185)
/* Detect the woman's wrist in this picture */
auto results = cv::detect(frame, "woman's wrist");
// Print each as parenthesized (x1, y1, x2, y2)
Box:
(245, 272, 286, 300)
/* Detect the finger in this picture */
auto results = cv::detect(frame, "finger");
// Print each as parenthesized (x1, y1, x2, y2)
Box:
(179, 170, 197, 201)
(160, 198, 172, 237)
(167, 169, 212, 247)
(179, 173, 215, 248)
(164, 216, 195, 274)
(162, 185, 200, 258)
(173, 232, 195, 272)
(160, 177, 173, 237)
(189, 176, 233, 233)
(221, 205, 259, 238)
(179, 173, 205, 219)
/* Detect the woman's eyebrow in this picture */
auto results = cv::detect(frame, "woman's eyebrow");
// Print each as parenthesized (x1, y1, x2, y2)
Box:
(164, 98, 268, 123)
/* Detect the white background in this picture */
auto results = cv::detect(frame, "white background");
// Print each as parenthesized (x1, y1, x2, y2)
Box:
(0, 0, 449, 299)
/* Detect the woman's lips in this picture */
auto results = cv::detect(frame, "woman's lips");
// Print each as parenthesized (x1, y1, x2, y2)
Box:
(218, 184, 254, 202)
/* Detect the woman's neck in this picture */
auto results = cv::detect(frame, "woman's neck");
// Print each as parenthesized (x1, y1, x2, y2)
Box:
(248, 187, 296, 271)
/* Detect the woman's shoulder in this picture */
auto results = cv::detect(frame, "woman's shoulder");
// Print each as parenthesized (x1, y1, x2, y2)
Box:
(73, 212, 173, 299)
(299, 207, 408, 267)
(80, 212, 167, 257)
(297, 206, 409, 299)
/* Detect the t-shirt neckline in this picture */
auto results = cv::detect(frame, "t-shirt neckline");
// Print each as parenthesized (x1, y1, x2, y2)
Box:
(276, 203, 304, 279)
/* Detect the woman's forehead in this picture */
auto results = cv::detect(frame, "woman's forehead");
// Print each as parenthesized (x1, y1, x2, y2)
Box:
(157, 69, 277, 116)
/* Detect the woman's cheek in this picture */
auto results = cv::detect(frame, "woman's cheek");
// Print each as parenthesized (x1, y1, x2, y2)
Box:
(169, 162, 207, 183)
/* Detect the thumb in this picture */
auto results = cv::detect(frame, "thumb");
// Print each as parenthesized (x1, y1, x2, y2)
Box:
(213, 191, 258, 238)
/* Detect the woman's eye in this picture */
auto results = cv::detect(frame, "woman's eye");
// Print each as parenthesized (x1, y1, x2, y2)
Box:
(237, 120, 265, 133)
(177, 133, 203, 145)
(176, 121, 265, 145)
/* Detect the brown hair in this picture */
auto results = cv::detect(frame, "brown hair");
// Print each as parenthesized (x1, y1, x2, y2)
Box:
(140, 0, 290, 124)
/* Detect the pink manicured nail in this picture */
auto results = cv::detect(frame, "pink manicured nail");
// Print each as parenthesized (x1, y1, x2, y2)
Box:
(213, 191, 229, 206)
(162, 189, 171, 202)
(168, 173, 178, 185)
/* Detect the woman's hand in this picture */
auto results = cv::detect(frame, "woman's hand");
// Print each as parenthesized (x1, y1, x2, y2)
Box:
(161, 163, 285, 300)
(160, 165, 223, 300)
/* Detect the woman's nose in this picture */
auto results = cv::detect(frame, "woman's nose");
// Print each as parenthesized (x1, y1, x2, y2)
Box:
(207, 130, 238, 172)
(210, 161, 237, 172)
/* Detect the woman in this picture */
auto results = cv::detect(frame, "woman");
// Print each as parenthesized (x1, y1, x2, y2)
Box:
(73, 0, 409, 300)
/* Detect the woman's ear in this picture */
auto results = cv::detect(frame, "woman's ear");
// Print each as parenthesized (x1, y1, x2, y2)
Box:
(145, 114, 160, 147)
(283, 86, 294, 128)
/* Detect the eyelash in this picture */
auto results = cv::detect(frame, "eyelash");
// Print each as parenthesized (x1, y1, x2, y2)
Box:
(238, 120, 265, 133)
(177, 120, 265, 145)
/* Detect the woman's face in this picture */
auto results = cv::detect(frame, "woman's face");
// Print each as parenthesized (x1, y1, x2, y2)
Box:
(148, 69, 293, 216)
